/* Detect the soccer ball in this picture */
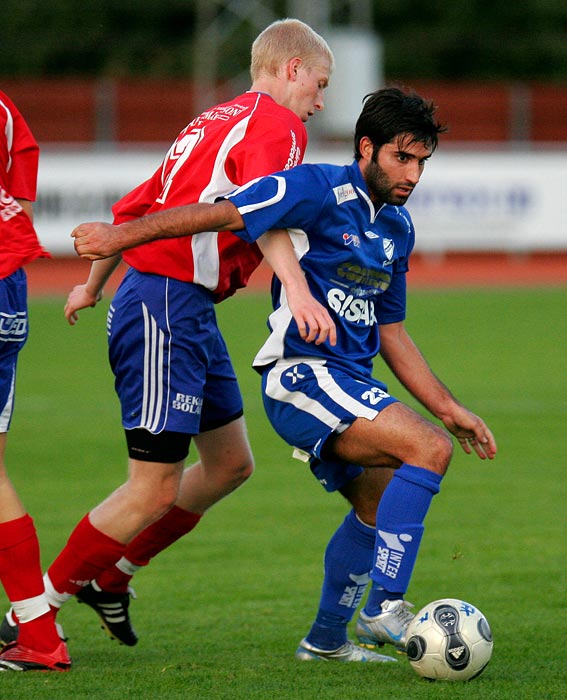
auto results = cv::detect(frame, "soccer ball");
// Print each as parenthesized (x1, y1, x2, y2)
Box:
(406, 598, 493, 681)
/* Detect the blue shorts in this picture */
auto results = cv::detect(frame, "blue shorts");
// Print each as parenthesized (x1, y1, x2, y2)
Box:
(0, 269, 28, 432)
(108, 268, 243, 436)
(261, 358, 398, 492)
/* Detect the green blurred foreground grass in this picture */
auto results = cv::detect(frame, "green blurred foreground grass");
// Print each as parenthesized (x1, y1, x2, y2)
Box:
(1, 288, 565, 699)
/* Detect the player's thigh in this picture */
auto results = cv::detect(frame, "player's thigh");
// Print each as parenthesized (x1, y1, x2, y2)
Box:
(329, 402, 453, 472)
(126, 456, 185, 503)
(192, 333, 250, 478)
(198, 325, 245, 437)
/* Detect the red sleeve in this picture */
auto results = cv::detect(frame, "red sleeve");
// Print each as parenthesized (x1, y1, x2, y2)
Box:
(226, 114, 307, 185)
(112, 171, 163, 224)
(0, 91, 39, 201)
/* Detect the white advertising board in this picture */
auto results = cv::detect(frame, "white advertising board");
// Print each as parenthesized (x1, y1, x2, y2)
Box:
(35, 148, 164, 254)
(34, 147, 567, 254)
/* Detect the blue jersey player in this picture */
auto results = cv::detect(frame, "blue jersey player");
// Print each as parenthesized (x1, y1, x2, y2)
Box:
(71, 88, 497, 662)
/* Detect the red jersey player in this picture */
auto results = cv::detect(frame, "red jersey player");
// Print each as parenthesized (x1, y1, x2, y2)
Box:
(0, 90, 71, 671)
(13, 19, 334, 654)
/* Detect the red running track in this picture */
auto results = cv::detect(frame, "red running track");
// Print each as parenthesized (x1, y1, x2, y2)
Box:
(24, 252, 567, 297)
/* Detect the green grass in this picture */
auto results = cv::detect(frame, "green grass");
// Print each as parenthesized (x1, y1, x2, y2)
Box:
(1, 287, 566, 699)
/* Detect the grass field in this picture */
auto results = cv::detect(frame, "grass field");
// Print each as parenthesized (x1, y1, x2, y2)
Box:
(1, 287, 565, 699)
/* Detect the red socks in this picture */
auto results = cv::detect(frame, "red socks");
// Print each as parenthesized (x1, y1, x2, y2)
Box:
(47, 514, 126, 598)
(96, 507, 202, 593)
(0, 514, 60, 651)
(0, 507, 202, 651)
(0, 515, 43, 602)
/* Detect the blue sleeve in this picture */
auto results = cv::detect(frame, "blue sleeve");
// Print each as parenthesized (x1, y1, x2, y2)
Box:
(375, 270, 407, 324)
(225, 166, 325, 243)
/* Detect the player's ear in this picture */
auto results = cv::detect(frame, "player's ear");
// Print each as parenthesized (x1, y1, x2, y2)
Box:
(287, 57, 303, 80)
(359, 136, 375, 161)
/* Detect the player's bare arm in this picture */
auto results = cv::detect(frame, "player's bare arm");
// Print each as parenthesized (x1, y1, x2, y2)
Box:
(72, 200, 245, 260)
(256, 230, 336, 347)
(379, 321, 497, 460)
(15, 198, 33, 222)
(64, 255, 122, 325)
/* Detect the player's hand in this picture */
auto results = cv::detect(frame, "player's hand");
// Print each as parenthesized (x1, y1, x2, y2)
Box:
(64, 284, 101, 325)
(286, 290, 337, 346)
(442, 407, 497, 460)
(72, 222, 120, 260)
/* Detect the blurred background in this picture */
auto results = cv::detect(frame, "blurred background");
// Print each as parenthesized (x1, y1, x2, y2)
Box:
(2, 0, 567, 261)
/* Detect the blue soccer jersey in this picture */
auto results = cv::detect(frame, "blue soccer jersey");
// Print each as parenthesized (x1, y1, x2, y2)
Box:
(226, 160, 415, 378)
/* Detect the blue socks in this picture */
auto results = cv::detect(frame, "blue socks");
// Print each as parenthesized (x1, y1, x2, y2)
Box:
(306, 464, 443, 649)
(365, 464, 442, 615)
(305, 509, 374, 649)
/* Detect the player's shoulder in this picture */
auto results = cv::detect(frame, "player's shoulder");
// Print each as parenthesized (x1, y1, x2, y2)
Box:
(0, 90, 14, 110)
(0, 91, 15, 127)
(277, 162, 343, 192)
(380, 204, 414, 231)
(296, 161, 350, 183)
(249, 94, 305, 132)
(0, 91, 25, 128)
(378, 205, 415, 254)
(296, 162, 361, 201)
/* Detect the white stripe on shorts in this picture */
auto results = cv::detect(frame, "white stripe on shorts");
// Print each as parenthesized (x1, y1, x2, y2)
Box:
(0, 366, 16, 432)
(265, 358, 379, 427)
(141, 302, 166, 432)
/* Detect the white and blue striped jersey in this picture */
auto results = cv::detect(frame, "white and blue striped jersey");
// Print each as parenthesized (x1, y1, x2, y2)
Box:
(226, 160, 415, 379)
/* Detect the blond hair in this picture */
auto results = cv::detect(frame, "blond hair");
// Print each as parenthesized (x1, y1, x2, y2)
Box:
(250, 18, 334, 80)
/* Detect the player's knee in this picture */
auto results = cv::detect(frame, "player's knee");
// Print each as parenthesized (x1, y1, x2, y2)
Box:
(242, 457, 255, 482)
(203, 452, 254, 495)
(426, 428, 453, 475)
(228, 454, 255, 487)
(144, 486, 180, 521)
(126, 468, 183, 521)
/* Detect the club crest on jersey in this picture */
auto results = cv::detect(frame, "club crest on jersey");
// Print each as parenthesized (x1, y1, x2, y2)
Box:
(383, 237, 395, 262)
(333, 183, 358, 205)
(342, 232, 360, 247)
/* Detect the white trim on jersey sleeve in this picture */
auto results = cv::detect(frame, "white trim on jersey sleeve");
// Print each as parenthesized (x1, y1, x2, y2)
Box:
(232, 175, 287, 216)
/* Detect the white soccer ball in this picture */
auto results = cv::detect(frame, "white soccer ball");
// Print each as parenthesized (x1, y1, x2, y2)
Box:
(406, 598, 493, 681)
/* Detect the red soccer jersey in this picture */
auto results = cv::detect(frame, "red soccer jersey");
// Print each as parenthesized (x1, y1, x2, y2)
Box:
(0, 90, 49, 279)
(117, 92, 307, 302)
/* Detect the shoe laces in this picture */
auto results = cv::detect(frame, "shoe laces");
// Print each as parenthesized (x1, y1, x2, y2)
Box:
(384, 599, 414, 625)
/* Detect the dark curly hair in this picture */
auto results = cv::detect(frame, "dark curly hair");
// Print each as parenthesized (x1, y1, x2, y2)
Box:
(354, 87, 446, 160)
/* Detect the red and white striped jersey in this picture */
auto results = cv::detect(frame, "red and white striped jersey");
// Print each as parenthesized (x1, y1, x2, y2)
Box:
(116, 91, 307, 302)
(0, 90, 49, 279)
